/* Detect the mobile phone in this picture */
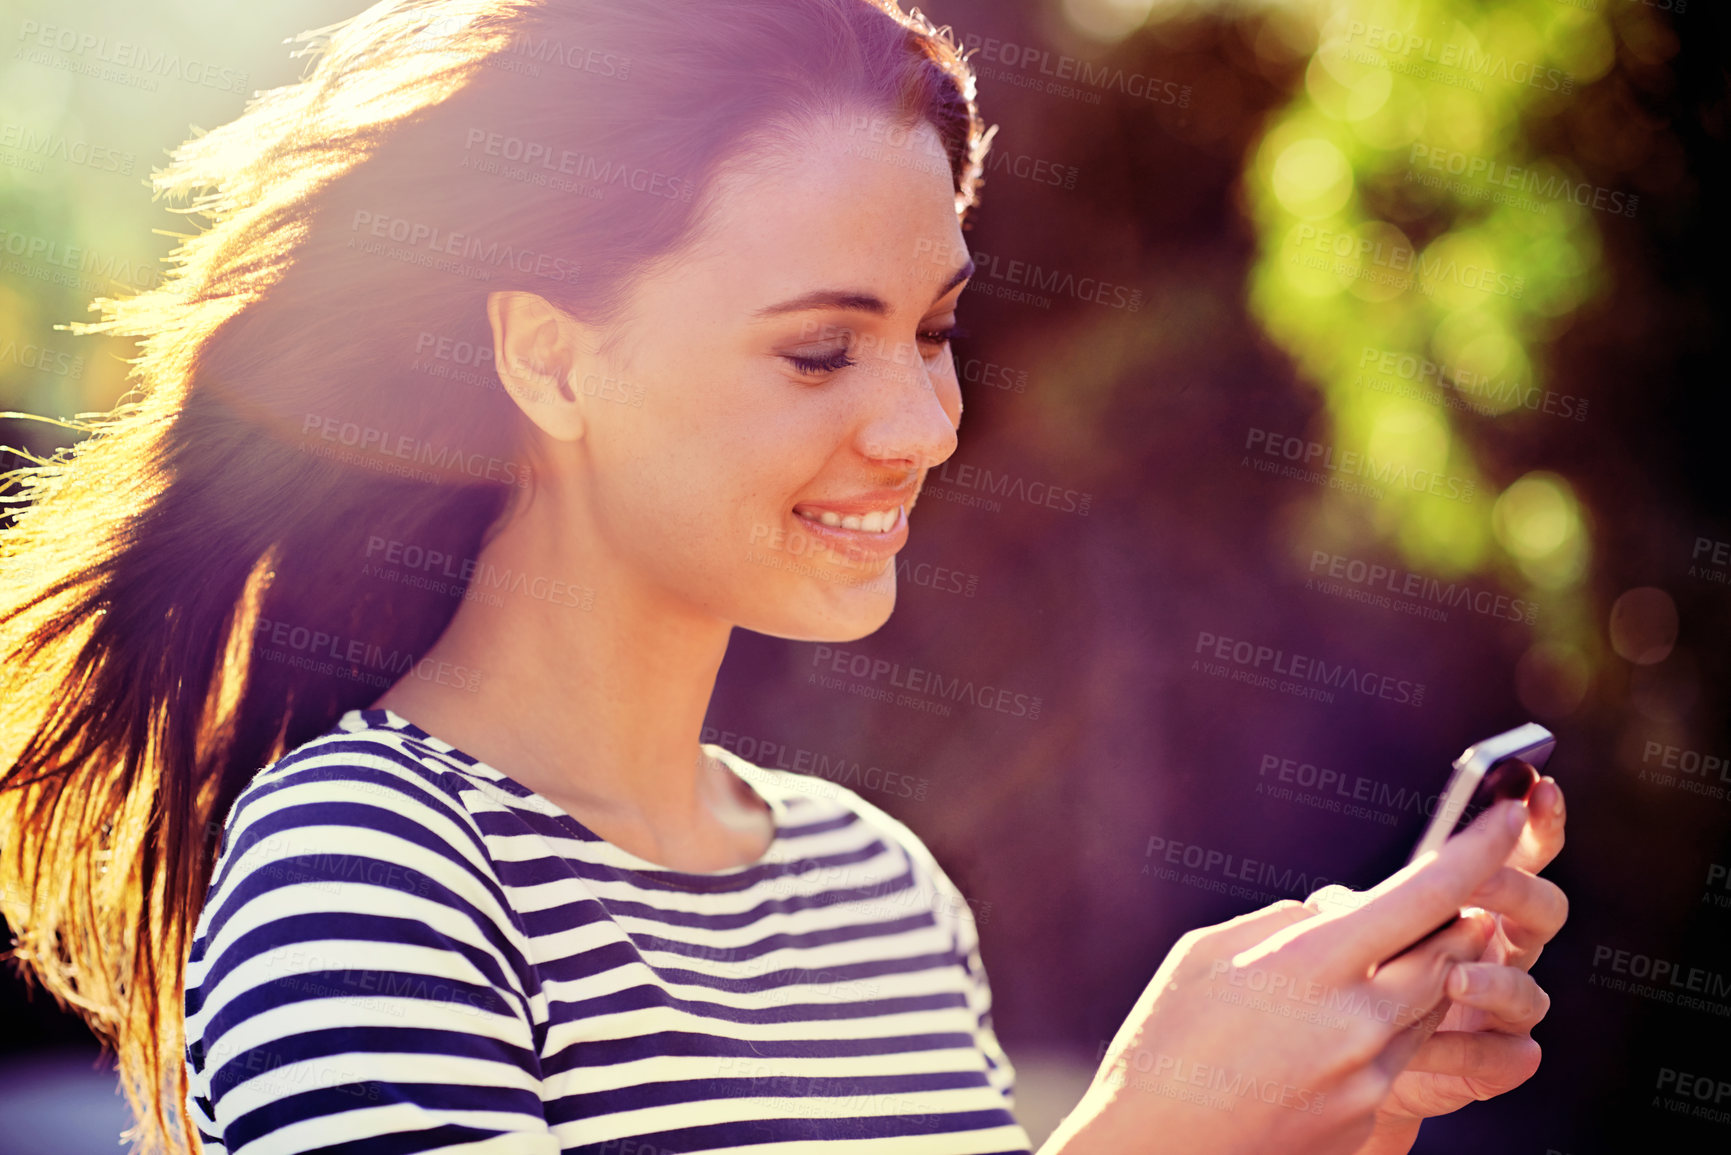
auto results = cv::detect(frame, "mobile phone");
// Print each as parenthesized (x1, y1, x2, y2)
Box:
(1407, 722, 1555, 864)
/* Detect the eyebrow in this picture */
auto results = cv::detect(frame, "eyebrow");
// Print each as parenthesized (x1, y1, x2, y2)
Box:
(751, 257, 975, 318)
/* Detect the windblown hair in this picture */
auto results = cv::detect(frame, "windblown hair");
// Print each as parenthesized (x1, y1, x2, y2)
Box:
(0, 1, 991, 1150)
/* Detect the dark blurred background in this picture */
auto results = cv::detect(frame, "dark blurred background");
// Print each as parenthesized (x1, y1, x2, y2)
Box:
(3, 0, 1728, 1152)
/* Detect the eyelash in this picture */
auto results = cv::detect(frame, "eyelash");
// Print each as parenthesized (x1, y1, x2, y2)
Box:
(784, 325, 969, 377)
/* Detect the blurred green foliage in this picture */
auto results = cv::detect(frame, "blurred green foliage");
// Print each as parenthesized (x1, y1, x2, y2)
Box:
(1239, 0, 1662, 709)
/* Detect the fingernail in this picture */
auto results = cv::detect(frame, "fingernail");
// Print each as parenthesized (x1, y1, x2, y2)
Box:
(1505, 799, 1528, 834)
(1449, 967, 1478, 998)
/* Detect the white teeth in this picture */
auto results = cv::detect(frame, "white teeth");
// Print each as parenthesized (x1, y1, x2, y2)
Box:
(795, 505, 902, 533)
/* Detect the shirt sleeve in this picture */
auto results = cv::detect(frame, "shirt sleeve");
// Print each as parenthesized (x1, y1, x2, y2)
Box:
(834, 789, 1020, 1111)
(933, 856, 1018, 1110)
(182, 750, 560, 1155)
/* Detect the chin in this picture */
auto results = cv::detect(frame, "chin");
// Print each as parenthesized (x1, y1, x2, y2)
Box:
(743, 578, 898, 643)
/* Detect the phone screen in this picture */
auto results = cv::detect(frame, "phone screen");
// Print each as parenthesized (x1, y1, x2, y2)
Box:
(1409, 722, 1555, 864)
(1447, 757, 1540, 840)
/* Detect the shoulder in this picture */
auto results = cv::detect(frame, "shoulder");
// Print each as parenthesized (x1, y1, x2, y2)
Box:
(201, 711, 523, 942)
(219, 709, 503, 857)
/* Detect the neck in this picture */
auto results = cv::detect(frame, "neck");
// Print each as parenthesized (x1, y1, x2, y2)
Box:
(374, 478, 735, 832)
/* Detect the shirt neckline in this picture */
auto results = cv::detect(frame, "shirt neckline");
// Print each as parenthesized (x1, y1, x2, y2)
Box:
(340, 707, 788, 879)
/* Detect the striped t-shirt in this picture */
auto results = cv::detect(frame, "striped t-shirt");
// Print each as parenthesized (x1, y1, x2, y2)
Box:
(182, 707, 1032, 1154)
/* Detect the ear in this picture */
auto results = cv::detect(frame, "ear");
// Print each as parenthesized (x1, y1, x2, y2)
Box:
(485, 290, 593, 442)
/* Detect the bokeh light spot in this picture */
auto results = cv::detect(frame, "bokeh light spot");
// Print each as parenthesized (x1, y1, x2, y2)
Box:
(1493, 472, 1587, 587)
(1060, 0, 1156, 43)
(1609, 586, 1679, 666)
(1273, 138, 1354, 220)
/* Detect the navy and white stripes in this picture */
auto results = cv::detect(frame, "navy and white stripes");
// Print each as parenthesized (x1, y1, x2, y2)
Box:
(182, 707, 1031, 1154)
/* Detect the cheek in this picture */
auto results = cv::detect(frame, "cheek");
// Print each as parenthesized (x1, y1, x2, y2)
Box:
(592, 417, 790, 556)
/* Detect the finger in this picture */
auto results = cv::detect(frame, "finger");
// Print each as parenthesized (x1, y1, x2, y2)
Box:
(1403, 1029, 1543, 1093)
(1445, 964, 1552, 1031)
(1465, 867, 1568, 960)
(1303, 884, 1365, 918)
(1374, 997, 1448, 1079)
(1367, 909, 1497, 1029)
(1353, 913, 1496, 1081)
(1208, 898, 1317, 957)
(1300, 799, 1528, 971)
(1505, 776, 1566, 875)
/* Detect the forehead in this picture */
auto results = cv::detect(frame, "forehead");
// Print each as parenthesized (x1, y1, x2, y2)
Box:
(673, 114, 970, 306)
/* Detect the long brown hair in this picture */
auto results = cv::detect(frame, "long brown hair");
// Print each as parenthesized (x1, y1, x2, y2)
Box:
(0, 2, 991, 1150)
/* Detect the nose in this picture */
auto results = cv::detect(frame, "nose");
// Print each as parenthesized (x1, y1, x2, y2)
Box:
(852, 344, 961, 471)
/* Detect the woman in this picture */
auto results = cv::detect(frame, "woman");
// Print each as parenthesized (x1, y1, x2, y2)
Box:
(0, 1, 1568, 1153)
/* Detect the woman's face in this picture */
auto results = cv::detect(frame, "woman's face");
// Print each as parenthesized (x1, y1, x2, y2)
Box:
(543, 112, 970, 642)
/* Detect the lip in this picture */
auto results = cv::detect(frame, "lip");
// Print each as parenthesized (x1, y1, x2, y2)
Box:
(792, 487, 919, 518)
(787, 497, 912, 564)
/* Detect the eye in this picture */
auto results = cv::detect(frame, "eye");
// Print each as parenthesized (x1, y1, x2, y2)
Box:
(918, 324, 968, 355)
(782, 347, 856, 377)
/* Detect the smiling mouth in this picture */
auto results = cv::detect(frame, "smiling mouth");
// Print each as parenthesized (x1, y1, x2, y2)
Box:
(792, 504, 906, 534)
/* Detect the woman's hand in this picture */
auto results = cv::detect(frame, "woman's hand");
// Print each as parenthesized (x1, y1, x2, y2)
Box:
(1043, 796, 1533, 1155)
(1356, 776, 1569, 1142)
